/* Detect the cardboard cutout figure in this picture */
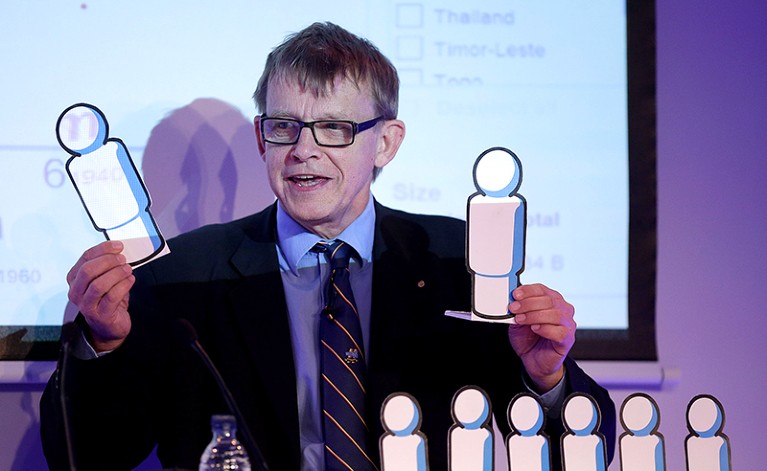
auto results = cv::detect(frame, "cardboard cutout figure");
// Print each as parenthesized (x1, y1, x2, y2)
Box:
(506, 393, 551, 471)
(685, 394, 731, 471)
(445, 147, 526, 324)
(449, 386, 494, 471)
(561, 393, 607, 471)
(56, 103, 168, 266)
(619, 393, 666, 471)
(380, 392, 429, 471)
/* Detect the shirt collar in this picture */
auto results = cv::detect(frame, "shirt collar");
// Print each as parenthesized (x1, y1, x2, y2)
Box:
(276, 196, 376, 276)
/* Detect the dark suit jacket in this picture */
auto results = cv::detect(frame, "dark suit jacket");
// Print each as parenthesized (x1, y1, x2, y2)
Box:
(41, 202, 615, 470)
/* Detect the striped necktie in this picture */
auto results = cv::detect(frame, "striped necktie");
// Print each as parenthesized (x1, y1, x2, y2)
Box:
(316, 240, 376, 470)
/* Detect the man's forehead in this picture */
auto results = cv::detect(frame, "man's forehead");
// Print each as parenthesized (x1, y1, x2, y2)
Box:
(269, 72, 368, 98)
(266, 74, 375, 114)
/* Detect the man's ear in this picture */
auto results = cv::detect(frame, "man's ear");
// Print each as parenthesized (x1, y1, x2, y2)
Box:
(254, 116, 266, 159)
(374, 119, 406, 169)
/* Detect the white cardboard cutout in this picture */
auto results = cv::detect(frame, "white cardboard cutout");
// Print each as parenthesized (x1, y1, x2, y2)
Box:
(56, 103, 169, 267)
(506, 393, 551, 471)
(445, 147, 526, 324)
(449, 385, 494, 471)
(561, 393, 607, 471)
(619, 393, 666, 471)
(380, 392, 429, 471)
(685, 394, 731, 471)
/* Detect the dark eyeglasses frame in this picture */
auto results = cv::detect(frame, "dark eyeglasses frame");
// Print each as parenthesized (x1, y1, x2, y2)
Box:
(259, 115, 384, 147)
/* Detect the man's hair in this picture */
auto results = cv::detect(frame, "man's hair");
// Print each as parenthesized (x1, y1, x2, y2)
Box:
(252, 22, 399, 120)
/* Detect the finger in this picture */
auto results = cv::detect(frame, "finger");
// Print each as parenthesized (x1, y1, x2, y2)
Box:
(510, 284, 573, 317)
(544, 330, 574, 359)
(514, 308, 577, 334)
(73, 260, 133, 316)
(511, 283, 548, 300)
(85, 280, 134, 342)
(532, 314, 577, 340)
(66, 240, 124, 285)
(89, 269, 135, 317)
(510, 317, 575, 353)
(510, 296, 576, 333)
(509, 295, 554, 315)
(68, 250, 130, 307)
(511, 283, 568, 303)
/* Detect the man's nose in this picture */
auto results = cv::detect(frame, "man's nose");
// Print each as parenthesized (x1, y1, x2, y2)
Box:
(292, 126, 320, 160)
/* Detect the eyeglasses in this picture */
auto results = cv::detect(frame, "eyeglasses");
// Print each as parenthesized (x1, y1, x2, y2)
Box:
(259, 115, 384, 147)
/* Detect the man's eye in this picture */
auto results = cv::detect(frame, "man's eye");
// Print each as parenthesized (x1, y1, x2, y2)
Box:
(318, 122, 350, 132)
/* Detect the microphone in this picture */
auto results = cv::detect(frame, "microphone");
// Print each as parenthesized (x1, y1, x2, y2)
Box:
(58, 320, 80, 471)
(175, 318, 270, 471)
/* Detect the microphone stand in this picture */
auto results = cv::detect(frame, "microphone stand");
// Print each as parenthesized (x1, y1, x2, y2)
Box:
(177, 318, 270, 471)
(59, 321, 78, 471)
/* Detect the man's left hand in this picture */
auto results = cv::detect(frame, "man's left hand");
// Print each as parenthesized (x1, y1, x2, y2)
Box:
(507, 283, 576, 393)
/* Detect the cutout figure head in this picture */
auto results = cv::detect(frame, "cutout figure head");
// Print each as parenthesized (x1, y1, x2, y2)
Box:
(56, 103, 108, 155)
(472, 147, 522, 197)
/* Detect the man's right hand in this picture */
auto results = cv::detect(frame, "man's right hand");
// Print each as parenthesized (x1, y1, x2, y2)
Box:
(67, 240, 135, 353)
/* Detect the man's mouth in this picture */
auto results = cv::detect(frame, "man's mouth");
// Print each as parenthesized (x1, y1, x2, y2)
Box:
(288, 175, 327, 187)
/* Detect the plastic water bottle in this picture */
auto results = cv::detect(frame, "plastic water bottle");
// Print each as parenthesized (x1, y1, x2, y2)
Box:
(199, 414, 252, 470)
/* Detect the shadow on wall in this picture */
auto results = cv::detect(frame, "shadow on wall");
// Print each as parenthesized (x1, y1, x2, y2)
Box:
(142, 98, 275, 238)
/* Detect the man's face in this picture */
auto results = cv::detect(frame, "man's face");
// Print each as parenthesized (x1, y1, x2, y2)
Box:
(256, 76, 403, 238)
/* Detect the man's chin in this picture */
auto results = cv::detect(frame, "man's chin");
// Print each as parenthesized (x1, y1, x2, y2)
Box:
(283, 205, 333, 230)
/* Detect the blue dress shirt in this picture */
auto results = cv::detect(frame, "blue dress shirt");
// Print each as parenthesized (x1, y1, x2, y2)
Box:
(276, 196, 376, 470)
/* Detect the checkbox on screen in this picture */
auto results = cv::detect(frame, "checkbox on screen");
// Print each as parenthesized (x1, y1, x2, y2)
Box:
(397, 35, 423, 60)
(398, 68, 423, 85)
(396, 4, 424, 28)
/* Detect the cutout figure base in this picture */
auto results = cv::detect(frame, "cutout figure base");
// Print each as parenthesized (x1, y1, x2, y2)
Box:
(444, 310, 517, 324)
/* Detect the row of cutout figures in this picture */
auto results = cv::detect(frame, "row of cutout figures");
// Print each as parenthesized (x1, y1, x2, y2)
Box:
(378, 386, 730, 471)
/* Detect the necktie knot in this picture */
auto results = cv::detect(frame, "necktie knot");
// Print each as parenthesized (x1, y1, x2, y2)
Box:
(316, 240, 354, 272)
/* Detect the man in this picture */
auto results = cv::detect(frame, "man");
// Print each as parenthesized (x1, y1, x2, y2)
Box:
(41, 22, 615, 470)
